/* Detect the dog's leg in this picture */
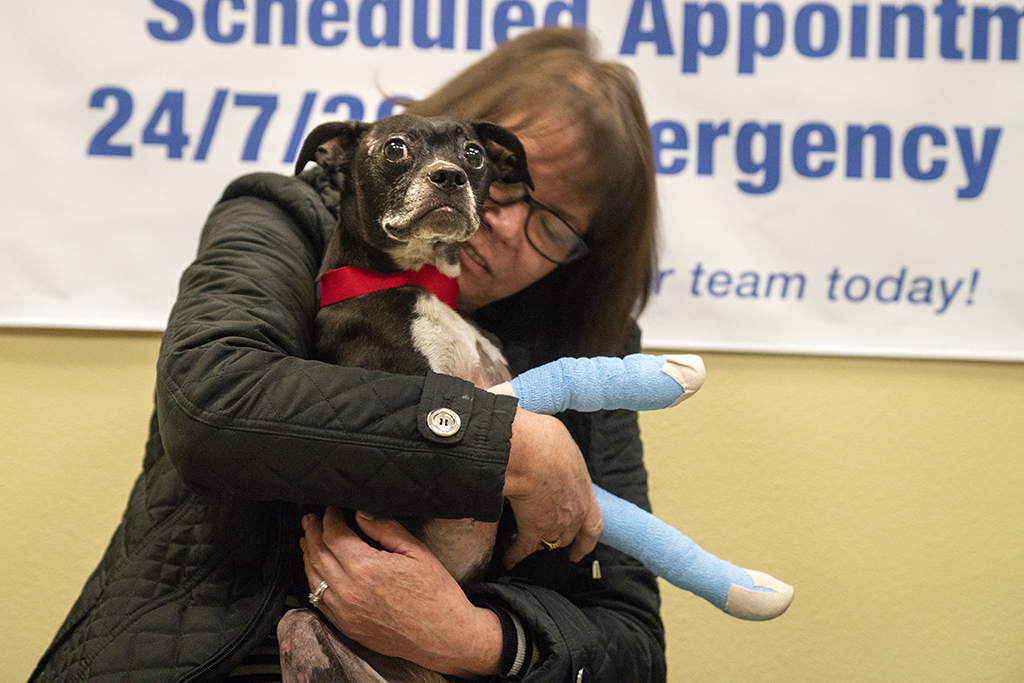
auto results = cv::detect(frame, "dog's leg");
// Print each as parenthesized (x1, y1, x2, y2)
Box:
(279, 608, 450, 683)
(591, 485, 794, 621)
(488, 353, 705, 414)
(278, 608, 387, 683)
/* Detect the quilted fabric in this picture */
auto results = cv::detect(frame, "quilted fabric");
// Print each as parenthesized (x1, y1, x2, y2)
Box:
(29, 170, 665, 683)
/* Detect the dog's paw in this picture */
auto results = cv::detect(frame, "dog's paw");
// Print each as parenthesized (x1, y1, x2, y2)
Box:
(724, 570, 795, 621)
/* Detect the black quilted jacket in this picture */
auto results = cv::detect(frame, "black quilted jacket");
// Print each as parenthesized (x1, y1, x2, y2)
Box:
(30, 171, 666, 683)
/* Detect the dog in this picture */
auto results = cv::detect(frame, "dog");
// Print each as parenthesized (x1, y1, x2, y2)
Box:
(279, 114, 533, 683)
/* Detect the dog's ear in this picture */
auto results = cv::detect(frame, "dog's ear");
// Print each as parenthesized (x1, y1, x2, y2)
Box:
(473, 122, 534, 190)
(295, 121, 371, 176)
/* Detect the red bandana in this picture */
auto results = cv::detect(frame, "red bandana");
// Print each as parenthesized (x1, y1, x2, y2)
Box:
(319, 264, 459, 311)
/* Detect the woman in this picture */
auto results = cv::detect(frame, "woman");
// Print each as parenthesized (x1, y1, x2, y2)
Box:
(30, 27, 663, 683)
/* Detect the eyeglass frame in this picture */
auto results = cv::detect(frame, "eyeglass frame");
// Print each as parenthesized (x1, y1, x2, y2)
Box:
(483, 182, 590, 265)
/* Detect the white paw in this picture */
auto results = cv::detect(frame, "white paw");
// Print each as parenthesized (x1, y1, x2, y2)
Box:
(723, 569, 794, 621)
(662, 354, 706, 407)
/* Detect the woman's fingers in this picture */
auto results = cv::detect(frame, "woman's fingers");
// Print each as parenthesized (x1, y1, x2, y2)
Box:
(568, 500, 603, 562)
(351, 510, 427, 556)
(299, 513, 325, 587)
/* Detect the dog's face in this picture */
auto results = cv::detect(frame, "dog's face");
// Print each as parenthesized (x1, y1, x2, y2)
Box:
(296, 114, 531, 269)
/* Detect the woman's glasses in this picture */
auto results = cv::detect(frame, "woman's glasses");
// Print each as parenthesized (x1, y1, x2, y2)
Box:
(484, 182, 589, 265)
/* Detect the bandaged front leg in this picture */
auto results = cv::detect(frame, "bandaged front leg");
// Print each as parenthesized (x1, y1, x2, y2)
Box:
(592, 485, 793, 621)
(489, 354, 705, 414)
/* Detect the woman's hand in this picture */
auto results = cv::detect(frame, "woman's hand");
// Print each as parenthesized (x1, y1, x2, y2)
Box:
(300, 509, 503, 679)
(502, 407, 604, 568)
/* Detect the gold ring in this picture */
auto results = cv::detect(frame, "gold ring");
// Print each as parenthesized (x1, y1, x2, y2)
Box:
(308, 580, 329, 607)
(541, 539, 562, 551)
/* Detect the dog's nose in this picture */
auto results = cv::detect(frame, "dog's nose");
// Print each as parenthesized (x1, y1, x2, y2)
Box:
(429, 165, 468, 192)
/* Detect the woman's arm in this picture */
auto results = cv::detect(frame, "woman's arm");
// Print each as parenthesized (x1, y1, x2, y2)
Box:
(156, 172, 517, 522)
(470, 405, 666, 683)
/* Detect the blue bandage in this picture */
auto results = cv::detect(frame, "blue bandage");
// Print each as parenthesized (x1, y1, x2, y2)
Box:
(508, 354, 683, 414)
(593, 484, 754, 609)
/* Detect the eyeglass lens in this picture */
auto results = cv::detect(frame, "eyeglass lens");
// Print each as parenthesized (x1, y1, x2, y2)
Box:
(525, 211, 584, 264)
(488, 183, 587, 265)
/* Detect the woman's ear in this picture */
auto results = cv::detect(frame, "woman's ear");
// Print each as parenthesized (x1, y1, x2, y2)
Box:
(473, 121, 534, 189)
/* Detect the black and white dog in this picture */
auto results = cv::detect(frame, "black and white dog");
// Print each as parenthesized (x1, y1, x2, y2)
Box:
(279, 114, 533, 683)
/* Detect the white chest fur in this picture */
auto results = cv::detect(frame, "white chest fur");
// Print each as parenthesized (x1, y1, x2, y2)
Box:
(409, 293, 511, 389)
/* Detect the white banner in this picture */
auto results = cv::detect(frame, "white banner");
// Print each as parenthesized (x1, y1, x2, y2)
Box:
(2, 1, 1022, 360)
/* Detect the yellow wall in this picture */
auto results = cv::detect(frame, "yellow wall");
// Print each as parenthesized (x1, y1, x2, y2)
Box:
(3, 328, 1023, 682)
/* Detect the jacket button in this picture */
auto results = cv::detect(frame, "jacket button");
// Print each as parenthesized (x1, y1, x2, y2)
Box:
(427, 408, 461, 437)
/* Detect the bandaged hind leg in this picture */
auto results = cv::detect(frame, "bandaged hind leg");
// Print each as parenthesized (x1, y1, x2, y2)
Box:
(593, 485, 792, 620)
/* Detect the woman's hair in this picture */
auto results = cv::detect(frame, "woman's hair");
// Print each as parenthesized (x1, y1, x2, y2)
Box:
(403, 27, 658, 362)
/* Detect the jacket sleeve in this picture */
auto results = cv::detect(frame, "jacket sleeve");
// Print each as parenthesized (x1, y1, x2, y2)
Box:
(470, 328, 667, 683)
(156, 172, 517, 522)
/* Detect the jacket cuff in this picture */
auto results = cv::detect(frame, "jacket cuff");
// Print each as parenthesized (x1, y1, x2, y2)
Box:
(413, 370, 518, 522)
(417, 370, 518, 445)
(485, 604, 532, 681)
(417, 370, 475, 444)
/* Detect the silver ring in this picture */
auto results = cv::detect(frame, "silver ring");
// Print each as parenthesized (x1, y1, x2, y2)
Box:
(308, 580, 329, 607)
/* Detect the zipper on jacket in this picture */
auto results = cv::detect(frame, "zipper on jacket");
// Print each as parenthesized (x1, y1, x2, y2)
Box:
(177, 506, 290, 683)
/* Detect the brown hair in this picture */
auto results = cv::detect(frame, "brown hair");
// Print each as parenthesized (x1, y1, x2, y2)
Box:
(403, 27, 658, 362)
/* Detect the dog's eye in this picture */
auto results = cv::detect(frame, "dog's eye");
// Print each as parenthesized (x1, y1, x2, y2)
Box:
(384, 139, 408, 162)
(464, 143, 485, 169)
